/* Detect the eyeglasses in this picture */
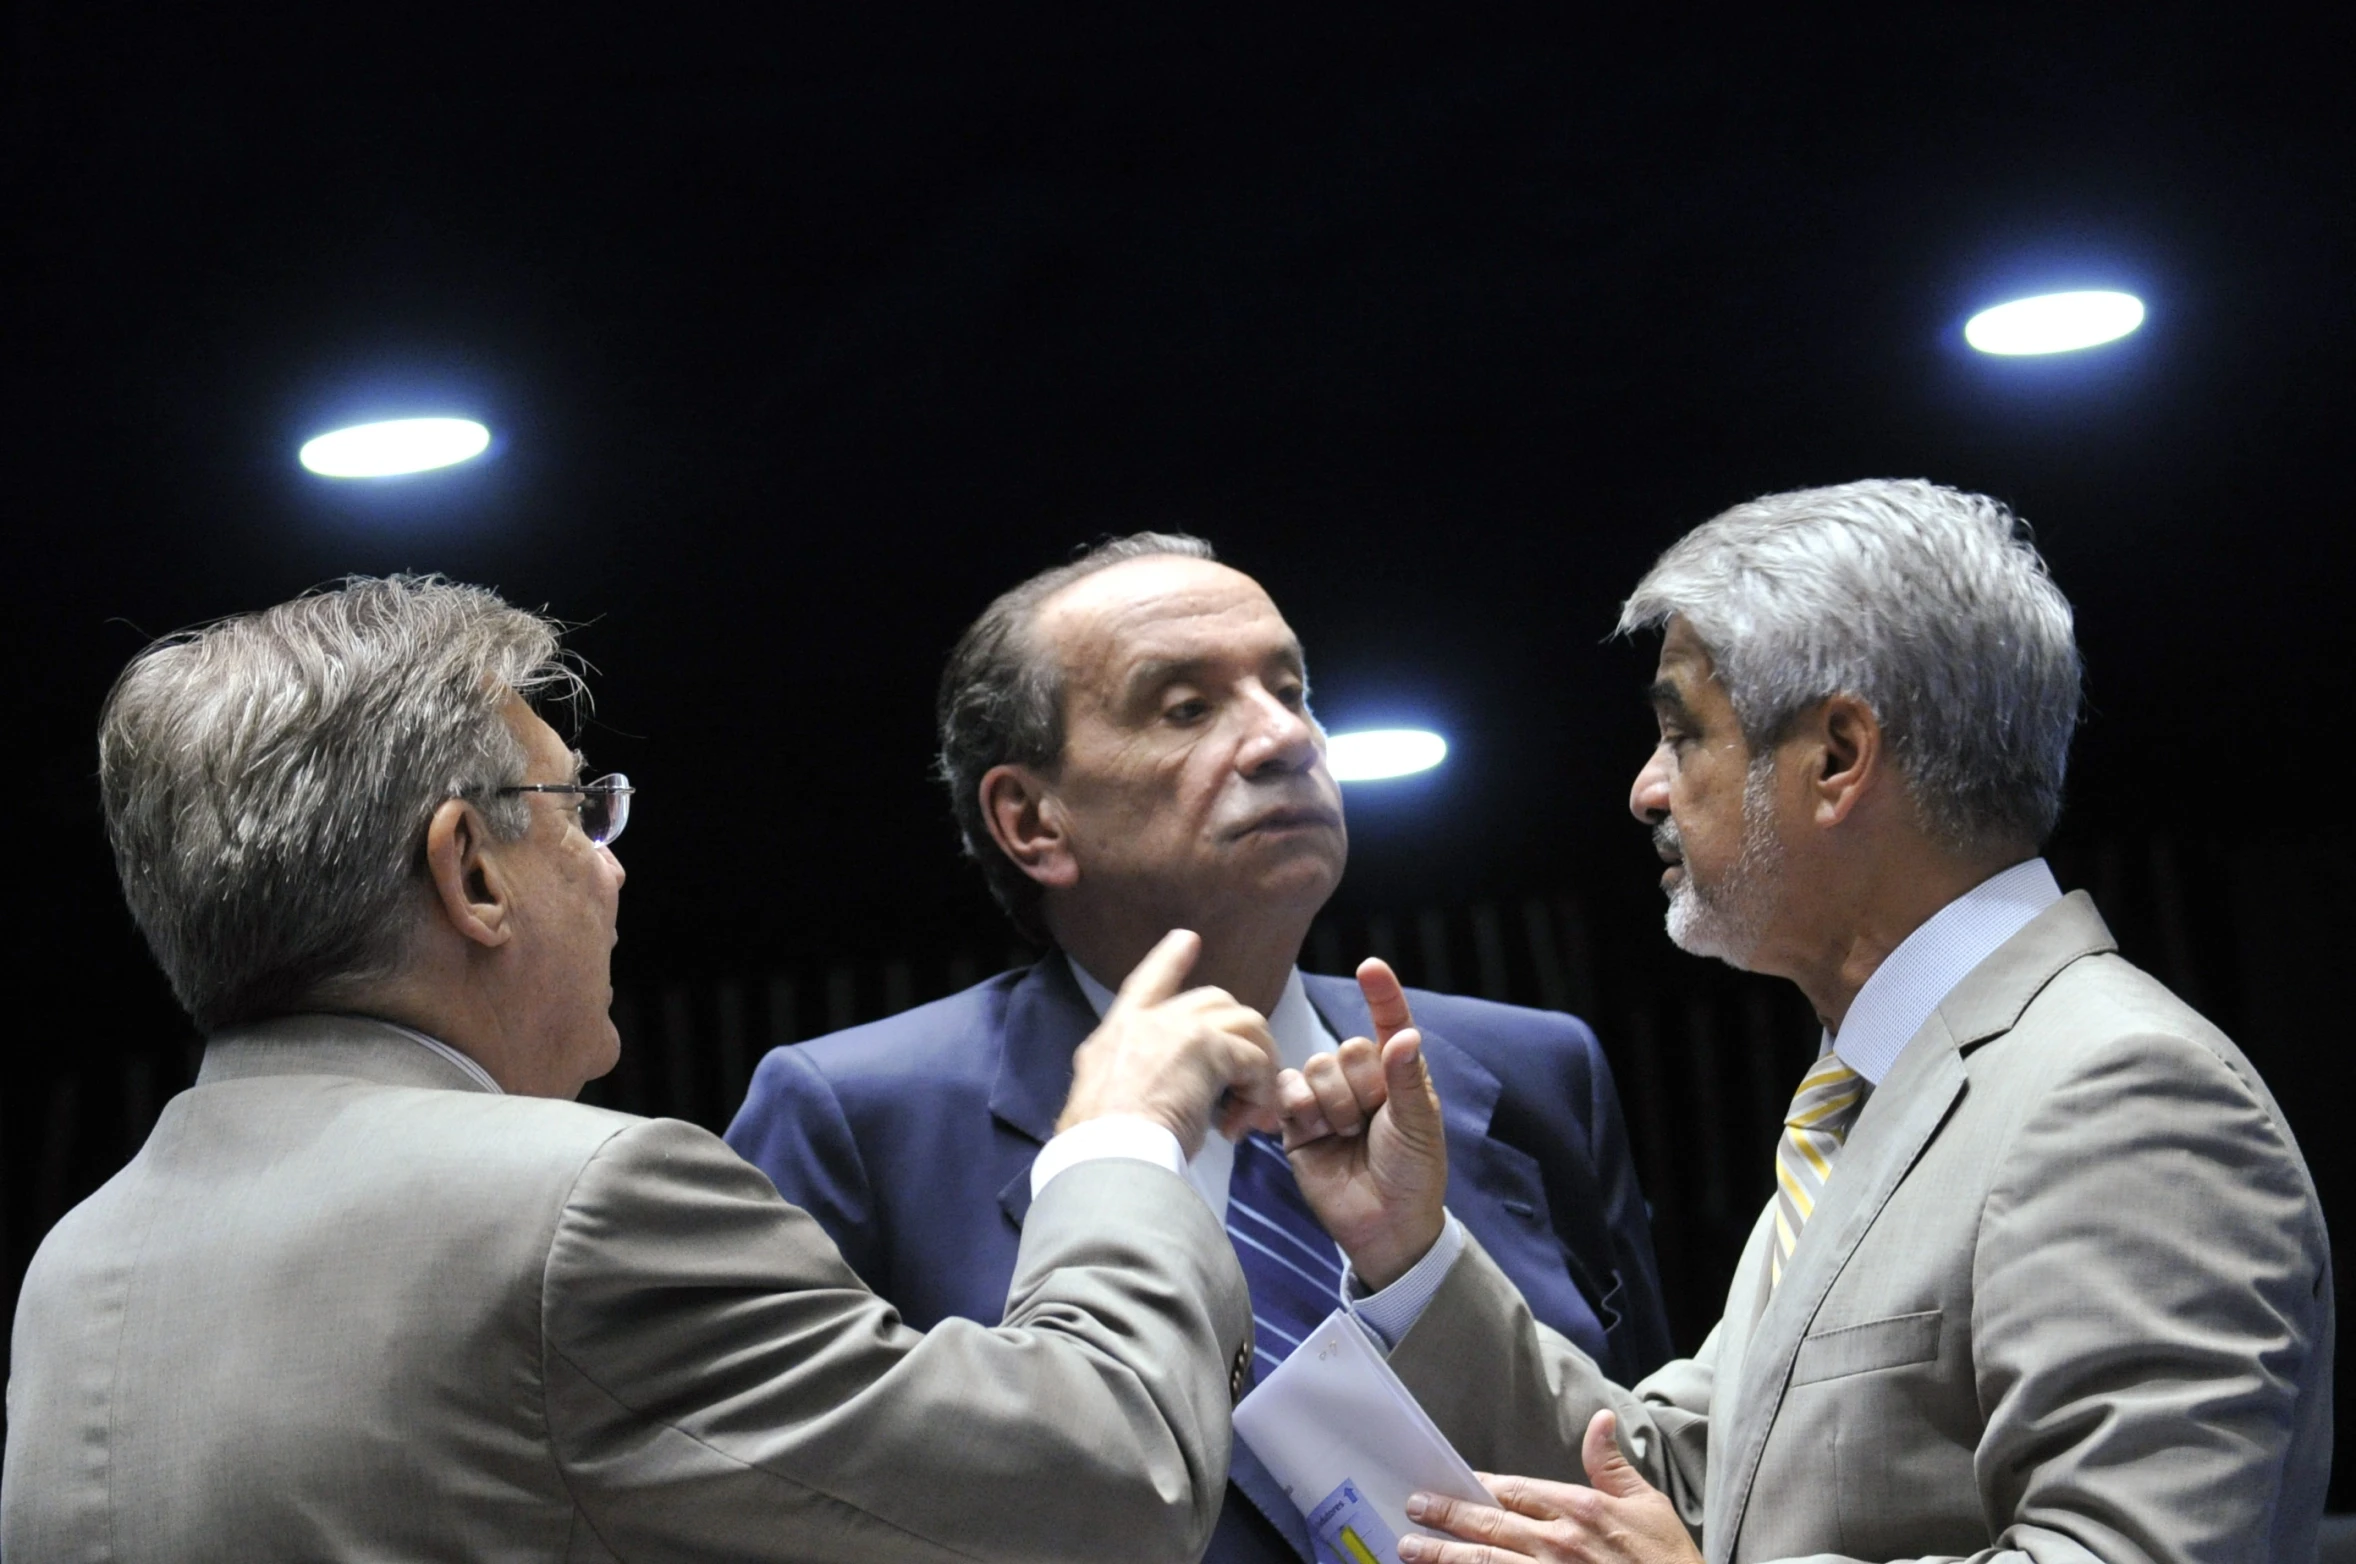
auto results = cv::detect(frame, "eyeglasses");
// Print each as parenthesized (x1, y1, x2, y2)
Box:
(498, 773, 634, 846)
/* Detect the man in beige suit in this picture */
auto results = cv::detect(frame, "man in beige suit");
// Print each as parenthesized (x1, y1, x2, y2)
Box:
(1273, 481, 2333, 1563)
(4, 575, 1283, 1562)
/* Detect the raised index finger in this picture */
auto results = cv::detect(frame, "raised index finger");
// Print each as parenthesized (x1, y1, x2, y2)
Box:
(1116, 928, 1202, 1009)
(1356, 956, 1416, 1046)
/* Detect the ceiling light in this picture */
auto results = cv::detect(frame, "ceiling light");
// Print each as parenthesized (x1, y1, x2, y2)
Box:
(1326, 729, 1447, 782)
(1963, 291, 2145, 356)
(299, 417, 491, 477)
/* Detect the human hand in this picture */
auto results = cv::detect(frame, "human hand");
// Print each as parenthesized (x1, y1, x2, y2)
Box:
(1275, 957, 1448, 1291)
(1056, 929, 1283, 1157)
(1396, 1411, 1701, 1564)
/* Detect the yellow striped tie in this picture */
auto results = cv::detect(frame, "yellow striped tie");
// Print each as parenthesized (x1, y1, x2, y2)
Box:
(1770, 1054, 1866, 1289)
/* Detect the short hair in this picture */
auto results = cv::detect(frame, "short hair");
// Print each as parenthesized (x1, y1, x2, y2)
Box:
(937, 532, 1218, 939)
(99, 574, 584, 1032)
(1618, 479, 2082, 852)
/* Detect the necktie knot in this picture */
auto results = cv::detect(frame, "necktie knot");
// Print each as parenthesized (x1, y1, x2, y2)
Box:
(1784, 1053, 1865, 1139)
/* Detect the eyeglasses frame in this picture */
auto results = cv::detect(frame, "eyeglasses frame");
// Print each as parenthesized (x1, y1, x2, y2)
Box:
(494, 773, 634, 846)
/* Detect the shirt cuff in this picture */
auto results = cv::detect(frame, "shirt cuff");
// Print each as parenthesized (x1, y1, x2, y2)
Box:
(1344, 1212, 1468, 1350)
(1030, 1114, 1189, 1200)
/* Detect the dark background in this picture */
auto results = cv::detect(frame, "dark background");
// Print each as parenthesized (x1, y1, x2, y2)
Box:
(7, 3, 2349, 1506)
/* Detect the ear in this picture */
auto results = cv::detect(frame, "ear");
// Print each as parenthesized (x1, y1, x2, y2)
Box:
(1801, 693, 1885, 828)
(978, 764, 1080, 892)
(420, 797, 518, 949)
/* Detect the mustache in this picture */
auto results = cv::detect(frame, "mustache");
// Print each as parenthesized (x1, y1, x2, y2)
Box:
(1652, 819, 1683, 863)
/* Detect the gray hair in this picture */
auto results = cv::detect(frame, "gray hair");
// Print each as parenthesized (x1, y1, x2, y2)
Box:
(99, 574, 585, 1032)
(1618, 479, 2082, 852)
(937, 532, 1218, 940)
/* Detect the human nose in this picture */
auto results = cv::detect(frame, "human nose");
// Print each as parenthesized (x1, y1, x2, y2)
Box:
(1236, 685, 1322, 776)
(1630, 744, 1672, 825)
(601, 843, 627, 889)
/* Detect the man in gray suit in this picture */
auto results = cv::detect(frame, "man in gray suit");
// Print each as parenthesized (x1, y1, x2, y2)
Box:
(4, 574, 1282, 1563)
(1273, 481, 2333, 1563)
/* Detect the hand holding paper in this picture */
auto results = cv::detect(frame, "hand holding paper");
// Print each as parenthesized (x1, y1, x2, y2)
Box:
(1394, 1411, 1704, 1564)
(1277, 958, 1449, 1290)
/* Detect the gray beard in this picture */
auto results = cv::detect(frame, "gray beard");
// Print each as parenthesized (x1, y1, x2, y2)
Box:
(1661, 759, 1784, 968)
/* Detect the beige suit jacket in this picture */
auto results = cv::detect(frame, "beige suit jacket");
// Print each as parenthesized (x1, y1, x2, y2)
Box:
(1391, 893, 2333, 1563)
(4, 1014, 1254, 1562)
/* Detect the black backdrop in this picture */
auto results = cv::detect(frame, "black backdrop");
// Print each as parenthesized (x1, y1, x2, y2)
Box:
(7, 3, 2350, 1505)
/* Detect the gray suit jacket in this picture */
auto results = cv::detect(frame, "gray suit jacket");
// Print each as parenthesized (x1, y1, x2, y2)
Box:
(4, 1014, 1253, 1563)
(1391, 893, 2334, 1563)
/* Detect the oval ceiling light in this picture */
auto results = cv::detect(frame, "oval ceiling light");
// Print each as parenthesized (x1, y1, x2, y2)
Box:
(1963, 290, 2145, 356)
(299, 417, 491, 477)
(1326, 728, 1448, 782)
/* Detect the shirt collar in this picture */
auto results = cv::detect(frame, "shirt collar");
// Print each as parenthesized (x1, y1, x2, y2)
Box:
(1826, 857, 2063, 1085)
(375, 1019, 506, 1095)
(1065, 953, 1337, 1073)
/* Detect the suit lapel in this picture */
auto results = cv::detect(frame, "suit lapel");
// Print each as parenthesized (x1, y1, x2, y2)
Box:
(990, 958, 1098, 1231)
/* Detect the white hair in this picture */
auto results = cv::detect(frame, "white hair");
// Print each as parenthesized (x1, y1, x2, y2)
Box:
(1619, 479, 2082, 853)
(99, 575, 585, 1031)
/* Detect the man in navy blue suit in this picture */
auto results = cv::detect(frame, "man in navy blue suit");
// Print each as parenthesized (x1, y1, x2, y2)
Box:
(727, 533, 1671, 1563)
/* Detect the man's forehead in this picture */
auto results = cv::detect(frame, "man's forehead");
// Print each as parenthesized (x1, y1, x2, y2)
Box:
(1040, 556, 1296, 668)
(500, 690, 581, 775)
(1652, 617, 1720, 683)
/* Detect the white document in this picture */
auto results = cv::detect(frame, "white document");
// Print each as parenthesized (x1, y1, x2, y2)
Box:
(1232, 1310, 1495, 1564)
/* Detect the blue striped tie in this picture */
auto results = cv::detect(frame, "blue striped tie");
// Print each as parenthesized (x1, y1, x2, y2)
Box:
(1224, 1131, 1347, 1387)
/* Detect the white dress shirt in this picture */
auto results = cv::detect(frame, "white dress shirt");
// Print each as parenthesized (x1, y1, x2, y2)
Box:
(1825, 857, 2064, 1083)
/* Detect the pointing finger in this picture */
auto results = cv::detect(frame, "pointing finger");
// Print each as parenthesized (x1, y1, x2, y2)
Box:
(1117, 929, 1201, 1009)
(1356, 956, 1416, 1046)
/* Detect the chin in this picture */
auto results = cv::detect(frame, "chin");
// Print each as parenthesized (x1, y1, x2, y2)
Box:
(1256, 850, 1344, 907)
(1664, 884, 1761, 969)
(576, 1023, 622, 1092)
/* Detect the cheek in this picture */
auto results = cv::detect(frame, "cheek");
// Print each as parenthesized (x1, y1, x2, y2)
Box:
(1669, 773, 1727, 842)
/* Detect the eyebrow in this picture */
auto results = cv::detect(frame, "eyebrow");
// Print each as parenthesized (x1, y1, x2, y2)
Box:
(1119, 644, 1307, 708)
(1645, 678, 1696, 725)
(569, 749, 588, 782)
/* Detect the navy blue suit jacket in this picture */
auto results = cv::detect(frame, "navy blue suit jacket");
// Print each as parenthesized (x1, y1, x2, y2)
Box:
(726, 959, 1671, 1564)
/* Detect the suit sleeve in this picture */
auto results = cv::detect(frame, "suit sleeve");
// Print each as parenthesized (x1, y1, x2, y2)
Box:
(724, 1045, 883, 1287)
(540, 1117, 1250, 1564)
(1387, 1231, 1717, 1535)
(1956, 1027, 2331, 1564)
